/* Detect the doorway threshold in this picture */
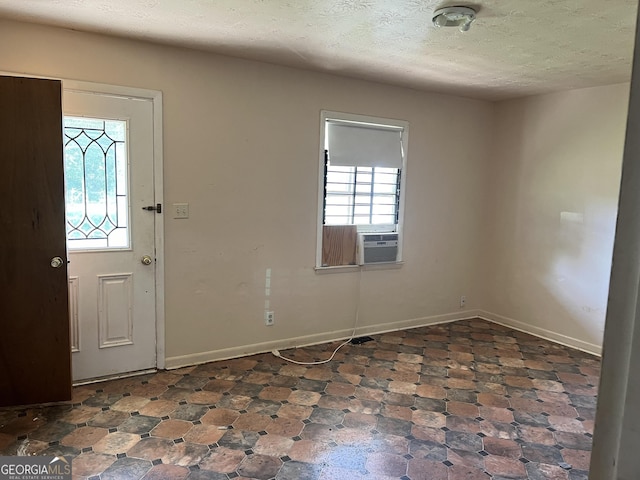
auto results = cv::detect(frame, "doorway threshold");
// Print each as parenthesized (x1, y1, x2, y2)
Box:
(73, 368, 157, 387)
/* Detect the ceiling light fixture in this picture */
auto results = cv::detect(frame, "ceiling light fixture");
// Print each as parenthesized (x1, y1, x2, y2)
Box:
(432, 6, 477, 32)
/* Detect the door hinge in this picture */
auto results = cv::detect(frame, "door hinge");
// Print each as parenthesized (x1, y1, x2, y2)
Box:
(142, 203, 162, 214)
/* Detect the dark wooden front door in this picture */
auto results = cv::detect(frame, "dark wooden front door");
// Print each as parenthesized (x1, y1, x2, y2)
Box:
(0, 76, 72, 406)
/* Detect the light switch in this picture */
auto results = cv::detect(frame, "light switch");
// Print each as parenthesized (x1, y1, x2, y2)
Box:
(173, 203, 189, 219)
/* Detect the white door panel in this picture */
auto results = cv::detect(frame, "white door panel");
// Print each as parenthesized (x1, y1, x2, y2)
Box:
(63, 90, 157, 382)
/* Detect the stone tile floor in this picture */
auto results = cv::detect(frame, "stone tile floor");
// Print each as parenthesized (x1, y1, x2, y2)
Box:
(0, 318, 600, 479)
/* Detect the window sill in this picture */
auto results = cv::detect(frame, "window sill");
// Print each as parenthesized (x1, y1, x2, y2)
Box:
(314, 261, 404, 274)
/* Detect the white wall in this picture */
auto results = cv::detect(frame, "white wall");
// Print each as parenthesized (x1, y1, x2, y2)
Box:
(0, 19, 492, 366)
(2, 18, 628, 363)
(483, 84, 629, 353)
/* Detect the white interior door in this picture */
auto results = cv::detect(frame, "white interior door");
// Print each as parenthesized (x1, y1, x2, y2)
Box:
(63, 89, 158, 382)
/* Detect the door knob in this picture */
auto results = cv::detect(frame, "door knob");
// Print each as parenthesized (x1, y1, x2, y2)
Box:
(50, 256, 64, 268)
(141, 255, 153, 265)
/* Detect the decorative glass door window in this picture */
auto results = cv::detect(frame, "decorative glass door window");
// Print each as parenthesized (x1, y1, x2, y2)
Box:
(63, 117, 129, 249)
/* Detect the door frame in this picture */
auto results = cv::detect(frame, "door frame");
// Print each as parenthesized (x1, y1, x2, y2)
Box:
(2, 71, 166, 371)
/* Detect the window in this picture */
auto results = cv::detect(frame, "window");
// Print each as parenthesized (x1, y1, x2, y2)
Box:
(317, 111, 408, 268)
(324, 164, 400, 226)
(64, 116, 129, 250)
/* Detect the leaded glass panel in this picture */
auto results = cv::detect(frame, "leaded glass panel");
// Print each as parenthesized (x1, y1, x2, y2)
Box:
(64, 116, 129, 249)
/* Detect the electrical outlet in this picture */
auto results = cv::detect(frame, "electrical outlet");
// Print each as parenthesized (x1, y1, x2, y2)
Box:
(173, 203, 189, 219)
(460, 295, 466, 308)
(265, 311, 275, 326)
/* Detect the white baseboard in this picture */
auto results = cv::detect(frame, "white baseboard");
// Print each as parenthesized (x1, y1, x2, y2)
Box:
(478, 310, 602, 357)
(164, 309, 483, 370)
(165, 308, 601, 369)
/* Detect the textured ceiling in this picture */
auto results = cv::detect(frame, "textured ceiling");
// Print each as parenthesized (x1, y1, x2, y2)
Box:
(0, 0, 637, 100)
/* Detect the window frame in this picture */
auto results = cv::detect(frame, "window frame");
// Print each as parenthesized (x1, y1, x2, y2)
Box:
(316, 110, 409, 269)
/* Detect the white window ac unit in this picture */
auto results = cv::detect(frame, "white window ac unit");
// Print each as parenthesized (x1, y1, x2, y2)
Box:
(357, 233, 399, 265)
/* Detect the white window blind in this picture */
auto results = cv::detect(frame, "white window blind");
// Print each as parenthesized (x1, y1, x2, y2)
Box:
(326, 121, 403, 169)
